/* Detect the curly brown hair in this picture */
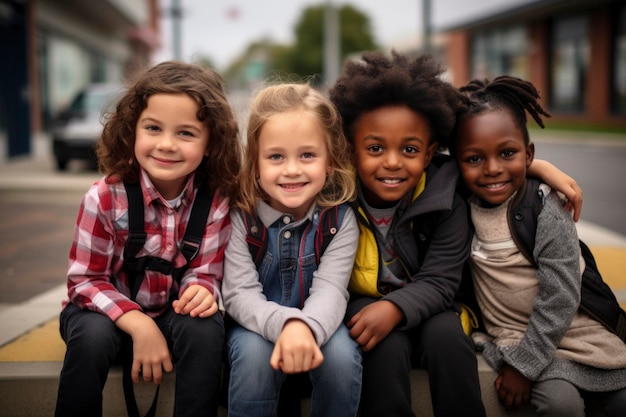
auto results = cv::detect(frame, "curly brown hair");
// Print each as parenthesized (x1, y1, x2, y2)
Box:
(238, 83, 355, 213)
(96, 60, 242, 202)
(329, 51, 469, 151)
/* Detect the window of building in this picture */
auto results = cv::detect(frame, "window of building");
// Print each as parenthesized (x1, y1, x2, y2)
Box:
(550, 15, 588, 113)
(470, 25, 527, 80)
(612, 5, 626, 114)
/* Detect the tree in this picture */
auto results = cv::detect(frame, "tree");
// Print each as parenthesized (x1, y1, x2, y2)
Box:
(286, 4, 377, 81)
(223, 4, 377, 87)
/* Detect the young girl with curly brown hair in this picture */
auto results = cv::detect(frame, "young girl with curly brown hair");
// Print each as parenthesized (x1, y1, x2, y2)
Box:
(55, 60, 241, 417)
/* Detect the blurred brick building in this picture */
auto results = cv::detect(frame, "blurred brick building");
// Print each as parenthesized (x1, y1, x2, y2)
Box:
(441, 0, 626, 129)
(0, 0, 160, 158)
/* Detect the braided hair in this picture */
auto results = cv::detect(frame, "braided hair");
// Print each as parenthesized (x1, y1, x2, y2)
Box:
(452, 76, 550, 154)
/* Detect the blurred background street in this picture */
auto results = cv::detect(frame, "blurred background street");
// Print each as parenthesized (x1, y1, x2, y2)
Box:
(1, 0, 626, 342)
(1, 1, 626, 415)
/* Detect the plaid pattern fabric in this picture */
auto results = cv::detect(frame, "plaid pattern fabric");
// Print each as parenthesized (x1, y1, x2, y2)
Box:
(64, 170, 231, 321)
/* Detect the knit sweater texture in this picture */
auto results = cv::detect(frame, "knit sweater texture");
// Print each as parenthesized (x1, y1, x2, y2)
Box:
(469, 185, 626, 392)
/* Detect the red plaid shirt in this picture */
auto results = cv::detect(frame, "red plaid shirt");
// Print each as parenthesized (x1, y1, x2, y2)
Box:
(63, 170, 231, 321)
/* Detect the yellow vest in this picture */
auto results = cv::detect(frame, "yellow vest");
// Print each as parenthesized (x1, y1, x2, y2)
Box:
(348, 173, 426, 297)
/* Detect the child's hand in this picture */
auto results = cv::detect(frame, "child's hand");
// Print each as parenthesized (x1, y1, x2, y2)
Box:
(347, 300, 403, 352)
(172, 284, 218, 318)
(529, 159, 583, 221)
(270, 319, 324, 374)
(116, 310, 173, 384)
(494, 364, 531, 409)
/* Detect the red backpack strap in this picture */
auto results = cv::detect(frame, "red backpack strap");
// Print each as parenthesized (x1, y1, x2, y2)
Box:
(314, 205, 345, 265)
(241, 208, 267, 267)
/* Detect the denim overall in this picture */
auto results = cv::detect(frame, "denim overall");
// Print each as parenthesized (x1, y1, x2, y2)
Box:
(227, 207, 362, 417)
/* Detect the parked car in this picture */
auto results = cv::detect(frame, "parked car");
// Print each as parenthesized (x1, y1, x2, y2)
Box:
(51, 83, 122, 171)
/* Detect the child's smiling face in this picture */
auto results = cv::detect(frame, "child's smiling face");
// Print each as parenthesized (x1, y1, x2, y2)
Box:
(455, 110, 534, 207)
(257, 109, 330, 220)
(134, 93, 209, 200)
(352, 105, 436, 208)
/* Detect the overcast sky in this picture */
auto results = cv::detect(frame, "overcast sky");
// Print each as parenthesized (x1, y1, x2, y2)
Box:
(154, 0, 534, 69)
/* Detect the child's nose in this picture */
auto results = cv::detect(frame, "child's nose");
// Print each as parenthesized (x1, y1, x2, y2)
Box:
(157, 133, 177, 150)
(284, 158, 301, 175)
(383, 151, 402, 169)
(484, 158, 502, 175)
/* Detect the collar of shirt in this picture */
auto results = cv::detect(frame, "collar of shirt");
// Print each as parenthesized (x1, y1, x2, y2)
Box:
(139, 169, 197, 209)
(255, 198, 318, 228)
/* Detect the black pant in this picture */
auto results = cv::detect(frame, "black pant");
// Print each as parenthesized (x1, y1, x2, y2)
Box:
(358, 310, 486, 417)
(54, 303, 224, 417)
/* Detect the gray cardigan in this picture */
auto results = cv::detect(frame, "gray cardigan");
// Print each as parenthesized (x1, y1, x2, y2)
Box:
(222, 201, 358, 346)
(471, 186, 626, 392)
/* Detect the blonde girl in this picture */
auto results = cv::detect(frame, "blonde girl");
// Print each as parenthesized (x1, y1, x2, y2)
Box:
(222, 83, 361, 417)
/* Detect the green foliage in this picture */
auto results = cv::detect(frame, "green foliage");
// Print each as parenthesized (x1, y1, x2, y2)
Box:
(285, 4, 378, 82)
(223, 4, 378, 87)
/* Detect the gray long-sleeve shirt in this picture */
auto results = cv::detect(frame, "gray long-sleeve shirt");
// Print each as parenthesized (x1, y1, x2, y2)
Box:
(222, 201, 358, 346)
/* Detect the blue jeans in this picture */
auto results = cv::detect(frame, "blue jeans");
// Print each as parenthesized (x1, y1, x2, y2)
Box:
(226, 323, 362, 417)
(54, 303, 224, 417)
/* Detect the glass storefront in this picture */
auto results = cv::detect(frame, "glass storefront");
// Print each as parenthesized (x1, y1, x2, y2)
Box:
(470, 25, 528, 80)
(550, 15, 588, 113)
(612, 5, 626, 114)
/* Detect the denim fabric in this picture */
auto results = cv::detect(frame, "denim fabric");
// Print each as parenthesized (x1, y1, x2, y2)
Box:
(258, 212, 320, 308)
(54, 303, 224, 417)
(226, 324, 362, 417)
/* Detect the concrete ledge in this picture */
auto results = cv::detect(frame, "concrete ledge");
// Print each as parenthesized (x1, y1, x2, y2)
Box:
(0, 362, 179, 417)
(0, 356, 574, 417)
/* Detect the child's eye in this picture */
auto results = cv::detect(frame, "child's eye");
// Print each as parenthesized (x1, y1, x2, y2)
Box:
(268, 154, 283, 161)
(178, 130, 194, 138)
(145, 125, 160, 132)
(403, 146, 418, 154)
(367, 145, 383, 153)
(501, 149, 516, 158)
(465, 155, 482, 164)
(301, 152, 315, 159)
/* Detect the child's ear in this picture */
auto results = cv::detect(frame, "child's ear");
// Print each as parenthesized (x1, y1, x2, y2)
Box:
(425, 142, 438, 166)
(526, 142, 535, 168)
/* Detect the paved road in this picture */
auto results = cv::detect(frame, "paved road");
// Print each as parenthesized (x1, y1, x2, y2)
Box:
(0, 189, 82, 304)
(0, 138, 100, 307)
(533, 136, 626, 236)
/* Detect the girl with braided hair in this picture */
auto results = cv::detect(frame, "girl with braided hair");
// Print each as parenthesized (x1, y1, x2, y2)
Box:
(451, 75, 626, 416)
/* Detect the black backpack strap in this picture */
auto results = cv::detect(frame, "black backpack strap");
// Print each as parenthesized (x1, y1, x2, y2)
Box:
(508, 178, 539, 264)
(242, 209, 267, 268)
(121, 182, 213, 417)
(173, 187, 214, 281)
(578, 240, 626, 342)
(121, 181, 158, 417)
(123, 181, 146, 300)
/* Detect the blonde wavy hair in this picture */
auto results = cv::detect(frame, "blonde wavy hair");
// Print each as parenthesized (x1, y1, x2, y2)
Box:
(237, 83, 355, 213)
